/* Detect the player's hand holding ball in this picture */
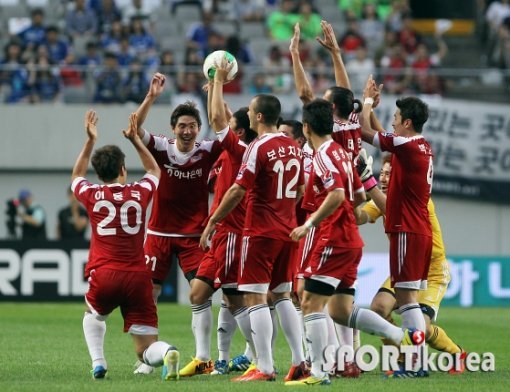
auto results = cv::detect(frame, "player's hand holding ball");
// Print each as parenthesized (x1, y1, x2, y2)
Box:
(203, 50, 238, 83)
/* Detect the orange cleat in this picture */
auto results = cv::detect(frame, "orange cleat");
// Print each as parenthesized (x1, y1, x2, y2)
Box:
(284, 361, 310, 381)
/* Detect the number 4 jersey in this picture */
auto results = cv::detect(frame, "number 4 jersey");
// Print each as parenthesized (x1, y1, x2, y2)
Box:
(72, 174, 159, 277)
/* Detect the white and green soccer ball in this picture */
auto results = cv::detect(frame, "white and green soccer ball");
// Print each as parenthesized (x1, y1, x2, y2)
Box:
(202, 50, 238, 82)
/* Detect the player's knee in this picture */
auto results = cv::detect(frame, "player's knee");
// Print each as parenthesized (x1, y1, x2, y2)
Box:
(370, 299, 389, 318)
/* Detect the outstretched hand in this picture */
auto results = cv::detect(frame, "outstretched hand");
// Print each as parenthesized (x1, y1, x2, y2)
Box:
(317, 20, 340, 54)
(84, 109, 98, 141)
(123, 112, 138, 141)
(289, 23, 300, 53)
(355, 148, 374, 182)
(148, 73, 166, 98)
(363, 75, 379, 100)
(214, 54, 234, 84)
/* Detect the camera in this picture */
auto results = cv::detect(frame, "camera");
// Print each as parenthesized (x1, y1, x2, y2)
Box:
(6, 198, 20, 238)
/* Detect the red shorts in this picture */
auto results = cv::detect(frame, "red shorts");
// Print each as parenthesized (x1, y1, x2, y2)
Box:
(85, 268, 157, 333)
(238, 236, 298, 294)
(196, 228, 241, 290)
(389, 232, 432, 290)
(144, 234, 204, 282)
(296, 225, 319, 279)
(304, 242, 362, 289)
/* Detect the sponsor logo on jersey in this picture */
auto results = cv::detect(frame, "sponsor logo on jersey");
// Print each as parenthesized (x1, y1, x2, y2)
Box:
(164, 164, 203, 179)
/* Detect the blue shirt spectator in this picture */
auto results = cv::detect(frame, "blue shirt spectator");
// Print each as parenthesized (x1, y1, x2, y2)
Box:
(18, 9, 47, 49)
(43, 26, 70, 64)
(65, 0, 98, 38)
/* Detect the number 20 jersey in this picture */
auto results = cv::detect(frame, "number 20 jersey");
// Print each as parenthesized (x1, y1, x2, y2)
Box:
(72, 174, 159, 277)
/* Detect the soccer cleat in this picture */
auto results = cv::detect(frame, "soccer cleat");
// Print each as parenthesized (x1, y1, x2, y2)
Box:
(178, 357, 213, 377)
(284, 361, 310, 382)
(338, 361, 361, 378)
(133, 360, 154, 375)
(285, 375, 331, 386)
(228, 354, 251, 372)
(385, 363, 429, 379)
(235, 369, 276, 382)
(91, 365, 107, 380)
(401, 328, 425, 346)
(162, 349, 180, 381)
(211, 359, 229, 375)
(231, 363, 257, 381)
(449, 350, 467, 374)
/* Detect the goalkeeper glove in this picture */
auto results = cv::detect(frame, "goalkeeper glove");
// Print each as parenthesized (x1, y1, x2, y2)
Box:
(355, 149, 377, 191)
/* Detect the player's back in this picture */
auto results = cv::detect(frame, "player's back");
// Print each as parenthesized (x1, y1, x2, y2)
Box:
(312, 139, 363, 248)
(332, 118, 362, 161)
(237, 133, 303, 241)
(73, 175, 158, 276)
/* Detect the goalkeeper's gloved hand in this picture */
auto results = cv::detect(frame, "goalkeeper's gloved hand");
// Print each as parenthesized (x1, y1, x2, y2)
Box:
(355, 149, 377, 191)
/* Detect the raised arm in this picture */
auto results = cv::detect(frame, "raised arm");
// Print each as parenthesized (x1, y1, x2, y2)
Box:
(359, 75, 380, 144)
(290, 23, 314, 104)
(210, 57, 233, 132)
(317, 20, 350, 90)
(124, 113, 161, 179)
(72, 110, 98, 181)
(135, 73, 166, 138)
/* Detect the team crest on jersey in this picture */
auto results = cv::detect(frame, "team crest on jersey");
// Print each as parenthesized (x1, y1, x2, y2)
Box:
(190, 152, 203, 163)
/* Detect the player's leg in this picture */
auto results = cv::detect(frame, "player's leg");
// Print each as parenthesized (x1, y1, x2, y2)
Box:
(270, 241, 308, 380)
(212, 298, 236, 375)
(391, 232, 431, 334)
(83, 269, 116, 380)
(285, 281, 331, 386)
(370, 277, 399, 345)
(144, 234, 173, 303)
(131, 334, 180, 381)
(180, 246, 216, 377)
(235, 236, 277, 381)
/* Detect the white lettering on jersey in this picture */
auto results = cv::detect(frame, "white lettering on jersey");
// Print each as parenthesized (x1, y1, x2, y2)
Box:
(163, 164, 203, 179)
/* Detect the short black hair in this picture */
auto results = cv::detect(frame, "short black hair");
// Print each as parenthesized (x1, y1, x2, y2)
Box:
(325, 86, 361, 118)
(171, 101, 202, 128)
(280, 119, 304, 141)
(91, 145, 125, 182)
(302, 99, 334, 136)
(232, 107, 257, 144)
(396, 97, 429, 132)
(252, 94, 281, 126)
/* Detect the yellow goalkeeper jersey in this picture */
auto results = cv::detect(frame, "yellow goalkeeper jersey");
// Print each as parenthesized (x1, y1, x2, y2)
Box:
(362, 198, 447, 269)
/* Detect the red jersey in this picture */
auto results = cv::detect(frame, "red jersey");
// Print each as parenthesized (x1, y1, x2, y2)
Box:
(236, 132, 304, 241)
(332, 118, 362, 162)
(209, 127, 248, 233)
(312, 140, 364, 248)
(300, 142, 316, 213)
(374, 132, 433, 236)
(142, 130, 223, 236)
(72, 174, 159, 277)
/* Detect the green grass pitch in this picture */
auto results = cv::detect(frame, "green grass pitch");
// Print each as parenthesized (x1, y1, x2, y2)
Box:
(0, 303, 508, 391)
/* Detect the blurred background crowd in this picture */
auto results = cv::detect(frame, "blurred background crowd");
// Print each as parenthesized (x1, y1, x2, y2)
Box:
(0, 0, 509, 104)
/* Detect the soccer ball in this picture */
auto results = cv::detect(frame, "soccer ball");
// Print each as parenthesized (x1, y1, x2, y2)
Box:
(202, 50, 238, 82)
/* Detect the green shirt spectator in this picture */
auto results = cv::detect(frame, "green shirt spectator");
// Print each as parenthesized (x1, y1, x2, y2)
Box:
(267, 0, 299, 40)
(299, 2, 322, 40)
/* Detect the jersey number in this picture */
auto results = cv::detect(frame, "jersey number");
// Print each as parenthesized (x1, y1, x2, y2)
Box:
(93, 200, 142, 236)
(341, 160, 354, 201)
(273, 158, 300, 199)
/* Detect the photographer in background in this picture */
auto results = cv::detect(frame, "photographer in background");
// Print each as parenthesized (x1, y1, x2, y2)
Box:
(17, 189, 47, 240)
(57, 187, 89, 240)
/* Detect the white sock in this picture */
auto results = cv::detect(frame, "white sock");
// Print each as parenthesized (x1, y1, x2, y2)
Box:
(191, 300, 212, 361)
(233, 307, 255, 361)
(249, 304, 273, 374)
(143, 341, 173, 367)
(304, 312, 328, 379)
(325, 310, 340, 351)
(275, 298, 305, 365)
(353, 329, 361, 350)
(295, 305, 311, 360)
(270, 306, 278, 353)
(335, 323, 354, 349)
(217, 302, 237, 361)
(348, 306, 404, 344)
(398, 303, 426, 332)
(83, 312, 107, 369)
